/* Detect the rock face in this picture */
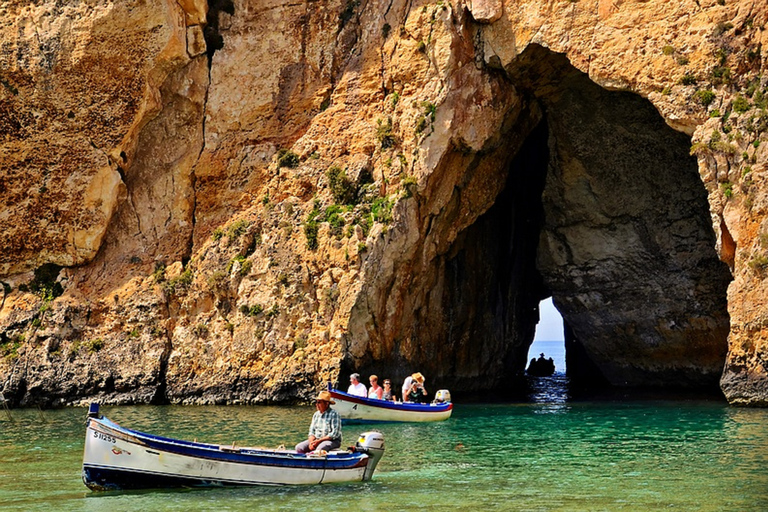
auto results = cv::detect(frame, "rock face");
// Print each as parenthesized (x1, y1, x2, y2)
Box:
(1, 0, 767, 405)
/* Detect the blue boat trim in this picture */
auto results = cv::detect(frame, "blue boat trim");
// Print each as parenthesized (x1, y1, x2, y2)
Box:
(91, 417, 368, 471)
(329, 388, 453, 413)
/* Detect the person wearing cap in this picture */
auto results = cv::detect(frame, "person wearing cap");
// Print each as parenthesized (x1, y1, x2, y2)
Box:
(347, 373, 367, 397)
(295, 390, 342, 453)
(406, 372, 428, 403)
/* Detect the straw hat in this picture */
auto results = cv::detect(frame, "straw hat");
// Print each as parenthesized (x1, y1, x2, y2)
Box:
(316, 390, 335, 404)
(411, 372, 425, 383)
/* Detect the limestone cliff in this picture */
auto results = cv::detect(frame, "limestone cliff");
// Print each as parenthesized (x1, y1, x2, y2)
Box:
(1, 0, 767, 405)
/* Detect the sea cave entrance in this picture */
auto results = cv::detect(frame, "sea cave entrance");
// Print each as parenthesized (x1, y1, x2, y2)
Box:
(528, 298, 565, 374)
(421, 45, 730, 398)
(347, 45, 731, 399)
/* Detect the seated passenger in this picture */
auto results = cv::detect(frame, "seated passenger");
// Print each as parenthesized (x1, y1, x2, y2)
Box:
(406, 372, 428, 403)
(382, 379, 394, 401)
(368, 375, 383, 400)
(347, 373, 367, 397)
(401, 374, 414, 402)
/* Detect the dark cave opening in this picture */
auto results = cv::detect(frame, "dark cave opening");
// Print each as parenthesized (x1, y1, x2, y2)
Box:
(522, 46, 730, 396)
(438, 117, 551, 392)
(346, 45, 731, 402)
(446, 45, 732, 399)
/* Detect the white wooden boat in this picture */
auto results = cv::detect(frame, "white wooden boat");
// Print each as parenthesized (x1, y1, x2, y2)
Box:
(329, 388, 453, 422)
(82, 404, 385, 490)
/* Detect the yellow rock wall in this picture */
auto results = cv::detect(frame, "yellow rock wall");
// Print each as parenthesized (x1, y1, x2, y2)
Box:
(1, 0, 767, 405)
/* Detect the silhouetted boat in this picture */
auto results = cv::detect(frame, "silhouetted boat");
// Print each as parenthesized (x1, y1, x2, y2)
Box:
(527, 354, 556, 377)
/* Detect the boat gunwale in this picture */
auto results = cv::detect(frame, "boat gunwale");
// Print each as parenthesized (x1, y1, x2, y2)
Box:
(88, 416, 369, 470)
(329, 388, 453, 412)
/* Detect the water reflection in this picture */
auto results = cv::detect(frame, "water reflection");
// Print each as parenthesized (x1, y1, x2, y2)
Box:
(526, 371, 571, 404)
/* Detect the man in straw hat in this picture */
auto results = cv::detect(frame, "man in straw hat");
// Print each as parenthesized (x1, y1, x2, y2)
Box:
(295, 390, 342, 453)
(404, 372, 428, 403)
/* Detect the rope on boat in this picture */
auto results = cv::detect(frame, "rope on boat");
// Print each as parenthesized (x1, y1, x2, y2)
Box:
(0, 392, 12, 422)
(37, 403, 47, 423)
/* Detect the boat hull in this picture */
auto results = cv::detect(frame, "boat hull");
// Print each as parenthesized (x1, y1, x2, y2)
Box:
(329, 390, 453, 422)
(83, 414, 375, 490)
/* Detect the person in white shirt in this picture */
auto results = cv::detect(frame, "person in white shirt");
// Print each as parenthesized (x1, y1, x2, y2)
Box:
(401, 374, 414, 402)
(403, 372, 426, 402)
(347, 373, 367, 397)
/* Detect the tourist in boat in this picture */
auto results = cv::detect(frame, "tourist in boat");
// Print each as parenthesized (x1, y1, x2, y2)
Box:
(527, 353, 556, 376)
(295, 390, 342, 454)
(382, 379, 394, 401)
(401, 374, 414, 401)
(347, 373, 367, 397)
(368, 375, 383, 400)
(405, 372, 428, 403)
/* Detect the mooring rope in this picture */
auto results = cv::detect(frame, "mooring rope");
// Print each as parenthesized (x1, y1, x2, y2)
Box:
(0, 392, 13, 422)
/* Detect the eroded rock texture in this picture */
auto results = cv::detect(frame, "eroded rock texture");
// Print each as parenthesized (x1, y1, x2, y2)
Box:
(1, 0, 767, 405)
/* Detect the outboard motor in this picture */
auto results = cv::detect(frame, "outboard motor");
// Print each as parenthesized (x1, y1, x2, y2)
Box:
(355, 431, 385, 481)
(434, 389, 451, 403)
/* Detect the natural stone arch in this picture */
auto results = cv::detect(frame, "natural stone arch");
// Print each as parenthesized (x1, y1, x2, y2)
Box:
(345, 44, 732, 395)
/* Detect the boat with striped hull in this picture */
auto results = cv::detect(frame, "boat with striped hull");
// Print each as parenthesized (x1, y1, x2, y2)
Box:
(329, 388, 453, 422)
(82, 404, 384, 490)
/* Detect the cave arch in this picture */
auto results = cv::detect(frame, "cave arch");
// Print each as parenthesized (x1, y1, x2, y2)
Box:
(347, 45, 731, 397)
(515, 45, 733, 393)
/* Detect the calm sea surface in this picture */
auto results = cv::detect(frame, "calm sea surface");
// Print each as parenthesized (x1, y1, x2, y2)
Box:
(2, 390, 767, 511)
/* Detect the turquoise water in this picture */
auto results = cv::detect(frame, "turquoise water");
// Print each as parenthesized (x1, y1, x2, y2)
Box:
(2, 398, 767, 511)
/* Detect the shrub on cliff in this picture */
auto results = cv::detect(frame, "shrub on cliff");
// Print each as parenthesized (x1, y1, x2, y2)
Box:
(376, 118, 396, 149)
(277, 149, 300, 168)
(86, 338, 104, 353)
(304, 201, 322, 250)
(226, 255, 252, 276)
(207, 270, 228, 291)
(163, 268, 193, 296)
(226, 219, 250, 241)
(191, 324, 209, 339)
(324, 204, 347, 239)
(733, 95, 750, 114)
(326, 166, 358, 205)
(371, 196, 394, 224)
(240, 304, 263, 317)
(0, 334, 23, 360)
(402, 175, 418, 198)
(748, 255, 768, 273)
(694, 89, 716, 106)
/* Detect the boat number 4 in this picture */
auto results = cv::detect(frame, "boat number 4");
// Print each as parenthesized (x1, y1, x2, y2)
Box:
(352, 404, 358, 410)
(93, 431, 116, 444)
